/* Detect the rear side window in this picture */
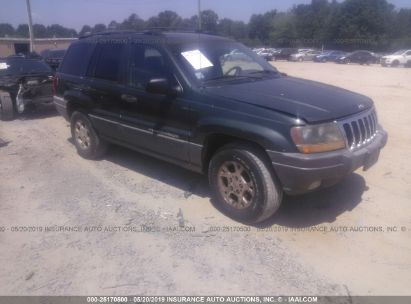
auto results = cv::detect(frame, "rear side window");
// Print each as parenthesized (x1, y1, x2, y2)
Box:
(92, 43, 126, 82)
(59, 42, 95, 76)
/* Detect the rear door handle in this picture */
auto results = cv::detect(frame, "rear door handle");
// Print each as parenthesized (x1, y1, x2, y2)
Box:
(121, 94, 138, 103)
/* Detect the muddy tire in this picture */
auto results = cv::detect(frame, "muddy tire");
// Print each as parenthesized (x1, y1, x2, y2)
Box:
(0, 91, 14, 121)
(70, 111, 108, 159)
(208, 143, 282, 224)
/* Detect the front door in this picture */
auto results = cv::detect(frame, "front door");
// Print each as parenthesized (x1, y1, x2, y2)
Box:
(119, 43, 193, 164)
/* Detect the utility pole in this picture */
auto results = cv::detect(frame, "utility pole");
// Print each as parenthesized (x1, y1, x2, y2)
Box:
(198, 0, 202, 31)
(26, 0, 35, 52)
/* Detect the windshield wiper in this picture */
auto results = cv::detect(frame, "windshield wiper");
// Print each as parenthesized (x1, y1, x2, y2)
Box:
(204, 74, 263, 83)
(246, 70, 278, 77)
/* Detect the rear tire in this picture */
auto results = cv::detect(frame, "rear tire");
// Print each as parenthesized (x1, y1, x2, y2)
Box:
(70, 111, 108, 159)
(0, 91, 14, 121)
(208, 143, 283, 224)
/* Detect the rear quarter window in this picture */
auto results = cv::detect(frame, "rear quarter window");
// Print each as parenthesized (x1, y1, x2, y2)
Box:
(59, 42, 95, 76)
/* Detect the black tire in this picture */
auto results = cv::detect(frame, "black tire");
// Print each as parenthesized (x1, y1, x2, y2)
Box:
(391, 60, 400, 67)
(0, 91, 14, 121)
(298, 57, 304, 62)
(70, 111, 108, 159)
(208, 143, 282, 224)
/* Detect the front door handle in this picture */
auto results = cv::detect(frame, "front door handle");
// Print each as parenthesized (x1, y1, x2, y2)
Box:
(121, 94, 138, 103)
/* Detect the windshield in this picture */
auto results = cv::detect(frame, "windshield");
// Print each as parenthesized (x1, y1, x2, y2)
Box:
(0, 58, 52, 76)
(169, 40, 279, 85)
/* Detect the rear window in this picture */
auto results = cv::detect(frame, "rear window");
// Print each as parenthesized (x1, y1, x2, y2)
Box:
(59, 42, 95, 76)
(0, 58, 52, 76)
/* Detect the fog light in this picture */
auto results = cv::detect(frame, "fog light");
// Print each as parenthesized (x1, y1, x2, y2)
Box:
(307, 180, 321, 191)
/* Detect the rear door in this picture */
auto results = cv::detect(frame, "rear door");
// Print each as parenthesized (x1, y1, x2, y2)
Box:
(85, 40, 129, 142)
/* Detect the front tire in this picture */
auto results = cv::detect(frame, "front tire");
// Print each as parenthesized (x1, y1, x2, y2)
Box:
(0, 91, 14, 121)
(70, 111, 108, 159)
(208, 143, 282, 224)
(391, 60, 400, 67)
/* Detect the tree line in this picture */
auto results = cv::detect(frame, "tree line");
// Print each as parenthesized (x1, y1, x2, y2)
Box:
(0, 0, 410, 51)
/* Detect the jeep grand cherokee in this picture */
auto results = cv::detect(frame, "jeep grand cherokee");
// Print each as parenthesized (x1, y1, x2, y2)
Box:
(53, 31, 387, 224)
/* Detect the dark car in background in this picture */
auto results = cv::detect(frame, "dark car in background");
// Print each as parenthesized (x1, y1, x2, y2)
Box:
(313, 50, 347, 63)
(42, 49, 66, 70)
(0, 57, 54, 120)
(53, 31, 387, 224)
(336, 51, 379, 65)
(272, 48, 298, 61)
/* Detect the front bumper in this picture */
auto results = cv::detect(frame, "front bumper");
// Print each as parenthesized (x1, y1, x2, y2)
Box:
(267, 129, 388, 195)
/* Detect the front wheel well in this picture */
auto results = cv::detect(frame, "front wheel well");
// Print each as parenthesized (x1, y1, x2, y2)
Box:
(202, 134, 272, 173)
(66, 100, 88, 118)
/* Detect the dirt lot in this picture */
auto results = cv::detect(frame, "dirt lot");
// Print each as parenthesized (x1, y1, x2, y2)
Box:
(0, 62, 410, 296)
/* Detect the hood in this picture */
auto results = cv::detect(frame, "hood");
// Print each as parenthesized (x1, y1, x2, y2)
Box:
(203, 76, 373, 123)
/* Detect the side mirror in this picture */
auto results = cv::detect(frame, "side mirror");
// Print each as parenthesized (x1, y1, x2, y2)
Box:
(146, 78, 182, 97)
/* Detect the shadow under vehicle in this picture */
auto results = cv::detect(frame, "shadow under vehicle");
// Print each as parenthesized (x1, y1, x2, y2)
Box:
(0, 57, 54, 121)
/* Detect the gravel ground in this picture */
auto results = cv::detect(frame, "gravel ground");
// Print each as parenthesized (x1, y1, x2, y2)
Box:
(0, 62, 410, 296)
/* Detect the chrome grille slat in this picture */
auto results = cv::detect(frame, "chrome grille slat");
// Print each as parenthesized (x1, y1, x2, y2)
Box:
(364, 117, 370, 140)
(338, 108, 379, 150)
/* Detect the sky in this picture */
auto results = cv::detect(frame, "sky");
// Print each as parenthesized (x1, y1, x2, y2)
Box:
(1, 0, 411, 31)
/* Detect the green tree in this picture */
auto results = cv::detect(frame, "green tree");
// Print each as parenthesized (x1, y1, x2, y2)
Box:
(0, 23, 15, 37)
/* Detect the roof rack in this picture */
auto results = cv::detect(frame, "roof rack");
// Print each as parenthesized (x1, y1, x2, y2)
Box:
(79, 30, 138, 39)
(79, 28, 218, 39)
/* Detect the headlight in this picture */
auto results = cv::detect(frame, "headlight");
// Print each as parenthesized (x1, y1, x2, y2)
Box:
(290, 122, 346, 153)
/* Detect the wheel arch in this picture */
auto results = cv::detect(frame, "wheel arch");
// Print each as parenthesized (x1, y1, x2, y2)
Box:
(197, 119, 292, 174)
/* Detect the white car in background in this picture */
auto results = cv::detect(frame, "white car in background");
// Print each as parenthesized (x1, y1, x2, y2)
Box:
(381, 49, 411, 67)
(290, 50, 321, 62)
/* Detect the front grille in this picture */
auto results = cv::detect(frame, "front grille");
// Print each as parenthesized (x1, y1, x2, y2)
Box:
(339, 108, 379, 150)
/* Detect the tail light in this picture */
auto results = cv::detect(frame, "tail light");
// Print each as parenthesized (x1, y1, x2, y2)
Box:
(52, 76, 58, 95)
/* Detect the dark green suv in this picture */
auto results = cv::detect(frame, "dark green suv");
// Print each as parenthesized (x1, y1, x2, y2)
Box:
(54, 31, 387, 223)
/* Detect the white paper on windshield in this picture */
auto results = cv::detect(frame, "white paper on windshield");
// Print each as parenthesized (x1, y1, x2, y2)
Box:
(0, 62, 10, 70)
(181, 50, 213, 70)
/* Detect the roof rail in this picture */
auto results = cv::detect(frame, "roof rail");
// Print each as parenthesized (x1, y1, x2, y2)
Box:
(79, 28, 219, 39)
(79, 30, 139, 39)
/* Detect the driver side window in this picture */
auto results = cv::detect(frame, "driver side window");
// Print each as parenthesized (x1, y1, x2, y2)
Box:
(127, 45, 174, 90)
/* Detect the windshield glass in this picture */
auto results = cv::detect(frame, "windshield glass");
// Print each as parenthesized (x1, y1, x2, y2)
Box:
(0, 58, 52, 76)
(169, 40, 279, 85)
